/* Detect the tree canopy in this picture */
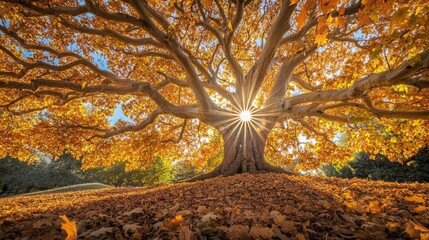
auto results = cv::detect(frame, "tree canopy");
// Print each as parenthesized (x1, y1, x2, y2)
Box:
(0, 0, 428, 174)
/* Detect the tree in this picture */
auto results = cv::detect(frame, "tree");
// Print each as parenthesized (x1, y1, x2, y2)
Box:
(87, 158, 174, 186)
(0, 153, 86, 195)
(0, 0, 428, 180)
(324, 148, 429, 182)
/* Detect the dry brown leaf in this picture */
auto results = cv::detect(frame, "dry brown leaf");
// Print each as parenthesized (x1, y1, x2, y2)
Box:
(196, 205, 208, 214)
(249, 225, 274, 239)
(295, 232, 306, 240)
(123, 208, 144, 216)
(228, 225, 250, 239)
(89, 227, 114, 237)
(123, 224, 141, 235)
(201, 212, 220, 222)
(179, 225, 195, 240)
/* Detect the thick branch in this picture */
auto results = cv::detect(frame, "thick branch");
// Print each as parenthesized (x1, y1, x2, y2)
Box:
(284, 51, 429, 108)
(92, 109, 162, 139)
(243, 0, 296, 107)
(266, 45, 317, 109)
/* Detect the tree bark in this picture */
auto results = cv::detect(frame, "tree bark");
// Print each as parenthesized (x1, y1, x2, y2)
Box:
(187, 122, 295, 182)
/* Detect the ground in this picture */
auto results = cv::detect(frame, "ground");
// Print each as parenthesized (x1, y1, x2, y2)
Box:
(0, 173, 428, 239)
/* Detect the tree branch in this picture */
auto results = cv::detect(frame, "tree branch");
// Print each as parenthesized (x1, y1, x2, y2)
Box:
(92, 108, 162, 139)
(243, 0, 296, 108)
(284, 51, 429, 108)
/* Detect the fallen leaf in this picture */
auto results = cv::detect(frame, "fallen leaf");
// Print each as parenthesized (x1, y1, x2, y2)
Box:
(179, 225, 195, 240)
(405, 195, 425, 203)
(413, 205, 427, 213)
(60, 215, 77, 240)
(249, 225, 274, 239)
(411, 220, 429, 232)
(123, 208, 144, 216)
(228, 225, 250, 239)
(123, 224, 141, 235)
(295, 232, 306, 240)
(89, 227, 114, 237)
(196, 205, 208, 214)
(164, 215, 183, 231)
(201, 212, 220, 222)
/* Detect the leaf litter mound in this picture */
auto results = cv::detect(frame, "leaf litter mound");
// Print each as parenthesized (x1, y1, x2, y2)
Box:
(0, 173, 428, 239)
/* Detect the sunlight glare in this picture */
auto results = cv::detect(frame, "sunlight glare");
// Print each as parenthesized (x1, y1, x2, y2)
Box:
(240, 111, 252, 122)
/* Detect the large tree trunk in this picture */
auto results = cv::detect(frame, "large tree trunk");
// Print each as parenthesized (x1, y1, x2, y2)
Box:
(187, 122, 294, 182)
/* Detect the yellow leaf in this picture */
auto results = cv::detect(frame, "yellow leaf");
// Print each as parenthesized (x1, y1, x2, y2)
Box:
(415, 6, 421, 15)
(290, 0, 299, 5)
(422, 232, 429, 240)
(368, 200, 383, 214)
(326, 15, 334, 24)
(227, 22, 233, 31)
(82, 82, 87, 89)
(405, 195, 425, 203)
(60, 215, 77, 240)
(315, 32, 328, 46)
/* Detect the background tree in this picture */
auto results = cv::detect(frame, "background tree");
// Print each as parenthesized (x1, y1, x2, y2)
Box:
(0, 153, 86, 195)
(324, 147, 429, 182)
(0, 154, 174, 195)
(0, 0, 428, 180)
(88, 158, 174, 187)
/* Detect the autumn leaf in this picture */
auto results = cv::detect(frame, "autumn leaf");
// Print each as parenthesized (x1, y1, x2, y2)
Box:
(201, 212, 220, 222)
(368, 200, 383, 213)
(249, 225, 274, 239)
(163, 215, 183, 231)
(315, 32, 329, 46)
(338, 5, 345, 15)
(59, 215, 77, 240)
(227, 22, 233, 31)
(413, 205, 428, 213)
(405, 195, 425, 203)
(290, 0, 299, 5)
(203, 0, 212, 9)
(296, 10, 307, 29)
(410, 220, 429, 232)
(334, 17, 347, 28)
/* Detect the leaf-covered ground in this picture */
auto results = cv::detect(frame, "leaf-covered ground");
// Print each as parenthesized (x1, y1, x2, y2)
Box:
(0, 173, 428, 239)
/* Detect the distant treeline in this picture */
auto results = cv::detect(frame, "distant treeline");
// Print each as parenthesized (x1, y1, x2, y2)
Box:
(323, 147, 429, 183)
(0, 153, 221, 196)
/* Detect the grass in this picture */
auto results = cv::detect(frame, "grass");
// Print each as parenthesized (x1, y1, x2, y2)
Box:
(10, 183, 112, 197)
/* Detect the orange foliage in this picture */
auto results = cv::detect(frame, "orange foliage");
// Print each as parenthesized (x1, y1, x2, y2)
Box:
(0, 0, 427, 171)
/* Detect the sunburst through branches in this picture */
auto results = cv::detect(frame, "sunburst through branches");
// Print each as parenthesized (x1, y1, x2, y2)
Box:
(239, 110, 252, 122)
